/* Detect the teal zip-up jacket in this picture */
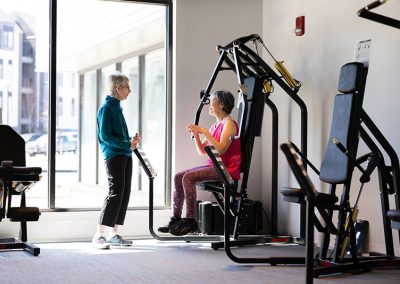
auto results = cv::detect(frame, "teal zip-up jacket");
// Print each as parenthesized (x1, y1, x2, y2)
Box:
(97, 95, 132, 160)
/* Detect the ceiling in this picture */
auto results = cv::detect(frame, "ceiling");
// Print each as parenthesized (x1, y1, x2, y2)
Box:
(35, 0, 165, 73)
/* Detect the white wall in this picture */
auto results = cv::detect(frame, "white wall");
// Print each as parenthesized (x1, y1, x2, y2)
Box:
(262, 0, 400, 254)
(173, 0, 263, 204)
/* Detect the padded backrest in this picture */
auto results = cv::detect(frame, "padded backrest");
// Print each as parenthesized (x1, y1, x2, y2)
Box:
(319, 62, 367, 183)
(237, 76, 265, 175)
(0, 124, 26, 167)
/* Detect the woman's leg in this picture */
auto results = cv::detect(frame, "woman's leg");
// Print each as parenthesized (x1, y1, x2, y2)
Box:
(158, 168, 198, 233)
(173, 166, 215, 218)
(173, 167, 200, 217)
(182, 166, 219, 219)
(98, 155, 129, 227)
(116, 156, 132, 226)
(169, 166, 219, 236)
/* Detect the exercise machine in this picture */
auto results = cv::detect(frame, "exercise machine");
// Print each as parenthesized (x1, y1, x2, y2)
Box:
(144, 34, 309, 249)
(0, 125, 42, 256)
(358, 0, 400, 242)
(192, 34, 309, 259)
(280, 61, 400, 282)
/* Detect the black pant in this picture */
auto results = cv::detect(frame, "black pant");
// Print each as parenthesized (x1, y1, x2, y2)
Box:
(99, 155, 132, 227)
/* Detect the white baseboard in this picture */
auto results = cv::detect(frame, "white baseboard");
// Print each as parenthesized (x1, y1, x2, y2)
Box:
(0, 209, 172, 243)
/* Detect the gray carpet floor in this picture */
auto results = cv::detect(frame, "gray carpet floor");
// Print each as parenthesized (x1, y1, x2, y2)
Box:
(1, 239, 400, 283)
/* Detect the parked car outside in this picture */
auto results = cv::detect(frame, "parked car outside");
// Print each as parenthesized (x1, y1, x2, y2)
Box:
(57, 133, 78, 154)
(25, 131, 78, 156)
(21, 133, 42, 143)
(26, 133, 47, 156)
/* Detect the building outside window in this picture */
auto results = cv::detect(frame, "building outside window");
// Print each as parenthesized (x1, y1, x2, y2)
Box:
(0, 59, 3, 79)
(2, 25, 14, 49)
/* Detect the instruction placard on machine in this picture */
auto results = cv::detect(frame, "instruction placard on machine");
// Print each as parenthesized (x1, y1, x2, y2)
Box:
(353, 39, 372, 67)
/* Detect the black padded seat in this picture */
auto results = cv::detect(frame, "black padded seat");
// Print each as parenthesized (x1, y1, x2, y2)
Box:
(280, 187, 338, 205)
(0, 125, 43, 256)
(387, 210, 400, 222)
(196, 180, 238, 194)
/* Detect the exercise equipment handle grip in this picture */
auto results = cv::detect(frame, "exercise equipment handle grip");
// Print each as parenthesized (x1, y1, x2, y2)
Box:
(333, 138, 368, 176)
(366, 0, 387, 11)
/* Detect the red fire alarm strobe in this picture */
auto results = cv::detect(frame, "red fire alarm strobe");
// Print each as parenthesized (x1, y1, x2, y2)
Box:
(295, 15, 305, 36)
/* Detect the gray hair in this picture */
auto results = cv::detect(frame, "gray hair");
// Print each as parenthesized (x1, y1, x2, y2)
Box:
(108, 71, 130, 92)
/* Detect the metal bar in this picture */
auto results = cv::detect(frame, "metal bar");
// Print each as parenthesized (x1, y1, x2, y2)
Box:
(193, 51, 227, 126)
(48, 0, 57, 209)
(358, 9, 400, 29)
(361, 109, 400, 246)
(165, 2, 173, 206)
(231, 47, 245, 87)
(359, 126, 395, 256)
(265, 97, 278, 234)
(305, 196, 314, 284)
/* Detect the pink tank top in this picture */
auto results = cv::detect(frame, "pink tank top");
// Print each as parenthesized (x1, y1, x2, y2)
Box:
(206, 117, 242, 180)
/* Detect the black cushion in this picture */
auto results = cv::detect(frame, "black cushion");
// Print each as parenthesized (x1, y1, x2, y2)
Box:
(387, 210, 400, 222)
(7, 207, 41, 222)
(338, 62, 364, 94)
(280, 187, 338, 205)
(196, 181, 224, 194)
(320, 94, 355, 183)
(196, 180, 238, 194)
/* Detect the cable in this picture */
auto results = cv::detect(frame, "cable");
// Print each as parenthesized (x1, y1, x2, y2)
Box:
(262, 206, 271, 233)
(259, 41, 301, 89)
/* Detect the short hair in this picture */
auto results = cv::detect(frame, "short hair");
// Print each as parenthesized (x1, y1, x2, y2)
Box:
(108, 71, 130, 92)
(211, 90, 235, 114)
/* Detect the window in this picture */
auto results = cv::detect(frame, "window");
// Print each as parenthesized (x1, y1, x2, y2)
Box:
(1, 0, 171, 210)
(57, 96, 63, 116)
(21, 93, 28, 118)
(54, 0, 169, 209)
(71, 98, 75, 116)
(0, 59, 3, 79)
(2, 25, 14, 49)
(141, 50, 166, 206)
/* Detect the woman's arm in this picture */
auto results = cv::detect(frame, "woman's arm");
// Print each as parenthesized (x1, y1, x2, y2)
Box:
(193, 132, 207, 155)
(187, 119, 236, 155)
(187, 125, 210, 155)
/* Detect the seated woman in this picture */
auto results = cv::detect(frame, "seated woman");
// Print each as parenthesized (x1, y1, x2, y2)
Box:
(158, 90, 241, 236)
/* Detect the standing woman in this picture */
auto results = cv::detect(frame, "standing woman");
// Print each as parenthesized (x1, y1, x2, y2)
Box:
(158, 90, 241, 236)
(92, 71, 141, 249)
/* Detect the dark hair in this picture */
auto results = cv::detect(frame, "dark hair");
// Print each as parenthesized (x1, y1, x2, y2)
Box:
(212, 90, 235, 114)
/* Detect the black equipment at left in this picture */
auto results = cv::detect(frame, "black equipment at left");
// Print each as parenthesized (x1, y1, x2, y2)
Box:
(0, 124, 42, 256)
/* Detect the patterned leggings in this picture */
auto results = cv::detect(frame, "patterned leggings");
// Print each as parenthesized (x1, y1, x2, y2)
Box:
(173, 165, 219, 219)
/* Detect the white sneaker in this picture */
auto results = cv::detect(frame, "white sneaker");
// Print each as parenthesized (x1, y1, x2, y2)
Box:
(106, 234, 133, 247)
(92, 236, 110, 249)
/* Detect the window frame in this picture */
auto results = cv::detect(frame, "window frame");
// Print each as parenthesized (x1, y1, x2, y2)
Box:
(46, 0, 173, 211)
